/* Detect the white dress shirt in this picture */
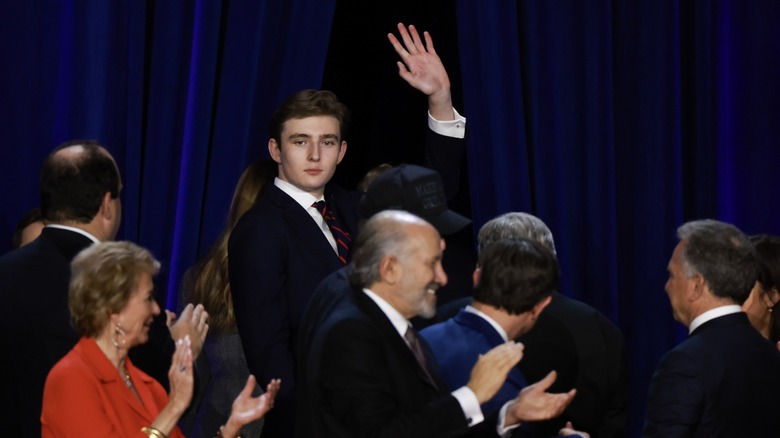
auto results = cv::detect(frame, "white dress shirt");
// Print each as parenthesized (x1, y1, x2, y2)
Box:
(274, 177, 338, 255)
(44, 224, 100, 243)
(688, 305, 742, 334)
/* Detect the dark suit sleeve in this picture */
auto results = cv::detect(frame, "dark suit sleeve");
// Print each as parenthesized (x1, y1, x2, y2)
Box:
(597, 316, 628, 438)
(424, 128, 467, 202)
(228, 214, 297, 435)
(643, 349, 702, 438)
(319, 319, 478, 438)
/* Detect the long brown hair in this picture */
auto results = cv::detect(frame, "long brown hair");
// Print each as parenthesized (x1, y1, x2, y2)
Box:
(191, 160, 276, 333)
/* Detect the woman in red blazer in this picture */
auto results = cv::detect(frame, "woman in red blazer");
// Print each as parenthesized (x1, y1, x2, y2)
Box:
(41, 241, 279, 438)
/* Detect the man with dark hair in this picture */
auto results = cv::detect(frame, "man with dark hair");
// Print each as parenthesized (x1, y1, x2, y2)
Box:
(297, 210, 575, 437)
(473, 212, 627, 438)
(421, 238, 560, 418)
(38, 140, 122, 226)
(229, 24, 469, 436)
(268, 89, 351, 149)
(643, 219, 780, 437)
(0, 140, 206, 437)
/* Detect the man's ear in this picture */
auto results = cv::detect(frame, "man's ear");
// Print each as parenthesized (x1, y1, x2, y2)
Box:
(472, 266, 482, 288)
(336, 140, 348, 164)
(379, 255, 400, 285)
(689, 274, 706, 301)
(532, 295, 553, 318)
(100, 192, 114, 220)
(268, 139, 282, 163)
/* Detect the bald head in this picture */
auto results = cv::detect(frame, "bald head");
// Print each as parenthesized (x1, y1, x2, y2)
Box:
(40, 140, 122, 238)
(349, 210, 446, 319)
(349, 210, 434, 289)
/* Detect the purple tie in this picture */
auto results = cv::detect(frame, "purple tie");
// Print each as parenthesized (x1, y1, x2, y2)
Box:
(313, 200, 351, 264)
(404, 326, 438, 389)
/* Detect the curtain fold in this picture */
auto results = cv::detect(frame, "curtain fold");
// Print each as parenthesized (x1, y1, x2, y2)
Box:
(2, 2, 779, 436)
(456, 1, 780, 435)
(0, 0, 337, 305)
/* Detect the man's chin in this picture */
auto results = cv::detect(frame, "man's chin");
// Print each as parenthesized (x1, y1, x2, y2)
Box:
(418, 297, 437, 319)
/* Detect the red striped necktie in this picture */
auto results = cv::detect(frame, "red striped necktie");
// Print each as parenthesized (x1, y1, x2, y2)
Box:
(313, 200, 351, 264)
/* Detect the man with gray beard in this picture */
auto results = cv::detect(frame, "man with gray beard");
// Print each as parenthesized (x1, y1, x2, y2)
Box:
(296, 210, 574, 438)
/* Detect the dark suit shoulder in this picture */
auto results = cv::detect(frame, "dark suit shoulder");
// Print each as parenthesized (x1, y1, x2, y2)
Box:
(0, 227, 91, 270)
(235, 185, 294, 225)
(645, 312, 780, 437)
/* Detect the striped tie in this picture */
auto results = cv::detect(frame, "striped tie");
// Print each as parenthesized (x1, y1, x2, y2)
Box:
(313, 200, 351, 264)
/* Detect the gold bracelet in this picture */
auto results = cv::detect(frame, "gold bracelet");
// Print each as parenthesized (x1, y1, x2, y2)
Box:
(141, 426, 168, 438)
(215, 425, 243, 438)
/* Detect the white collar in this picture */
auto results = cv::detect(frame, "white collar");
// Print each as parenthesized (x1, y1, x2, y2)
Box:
(464, 305, 509, 342)
(44, 224, 100, 243)
(274, 177, 323, 210)
(362, 288, 411, 340)
(688, 305, 741, 334)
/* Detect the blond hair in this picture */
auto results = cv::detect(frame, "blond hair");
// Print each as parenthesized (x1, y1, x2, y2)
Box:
(69, 241, 160, 337)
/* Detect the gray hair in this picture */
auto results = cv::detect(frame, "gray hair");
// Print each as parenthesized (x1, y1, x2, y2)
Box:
(677, 219, 756, 303)
(349, 210, 430, 289)
(478, 212, 556, 256)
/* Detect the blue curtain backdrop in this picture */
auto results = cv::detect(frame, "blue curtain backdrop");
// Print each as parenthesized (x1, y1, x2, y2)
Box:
(0, 0, 336, 302)
(1, 1, 779, 436)
(456, 1, 780, 435)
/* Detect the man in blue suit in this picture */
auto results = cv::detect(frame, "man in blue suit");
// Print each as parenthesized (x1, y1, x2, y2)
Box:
(643, 219, 780, 436)
(421, 238, 559, 415)
(297, 210, 578, 437)
(467, 213, 627, 438)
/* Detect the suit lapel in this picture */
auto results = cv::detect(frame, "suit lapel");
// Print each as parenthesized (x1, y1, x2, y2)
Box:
(354, 290, 442, 392)
(126, 359, 162, 417)
(75, 338, 157, 421)
(266, 185, 341, 270)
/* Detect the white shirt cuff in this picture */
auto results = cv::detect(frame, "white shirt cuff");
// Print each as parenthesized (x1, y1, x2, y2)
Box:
(428, 108, 466, 139)
(497, 401, 521, 436)
(452, 386, 483, 427)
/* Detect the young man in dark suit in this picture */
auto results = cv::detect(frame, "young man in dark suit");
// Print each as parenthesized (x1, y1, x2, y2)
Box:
(297, 210, 575, 437)
(228, 23, 469, 436)
(643, 219, 780, 436)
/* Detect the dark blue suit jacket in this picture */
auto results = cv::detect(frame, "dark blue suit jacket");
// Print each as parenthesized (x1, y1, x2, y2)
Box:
(518, 291, 626, 438)
(229, 129, 466, 436)
(421, 308, 527, 415)
(228, 182, 360, 437)
(643, 311, 780, 437)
